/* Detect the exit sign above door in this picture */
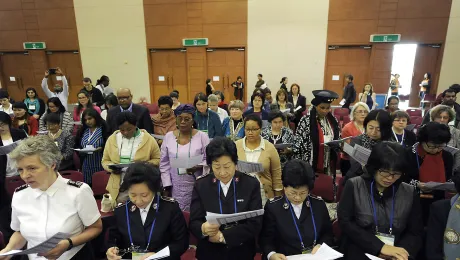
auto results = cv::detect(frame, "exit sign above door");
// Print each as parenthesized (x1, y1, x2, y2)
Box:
(370, 34, 401, 43)
(182, 38, 208, 47)
(23, 42, 46, 49)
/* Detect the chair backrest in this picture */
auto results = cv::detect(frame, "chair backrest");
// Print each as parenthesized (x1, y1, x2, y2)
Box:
(398, 94, 410, 102)
(333, 108, 349, 117)
(336, 176, 345, 202)
(423, 94, 436, 102)
(182, 211, 198, 246)
(311, 174, 334, 202)
(342, 115, 351, 126)
(146, 104, 159, 114)
(406, 109, 422, 117)
(5, 175, 25, 197)
(60, 170, 84, 182)
(92, 171, 110, 196)
(73, 152, 81, 171)
(410, 116, 423, 126)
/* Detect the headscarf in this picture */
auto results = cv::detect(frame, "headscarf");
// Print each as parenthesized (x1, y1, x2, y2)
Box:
(174, 104, 196, 117)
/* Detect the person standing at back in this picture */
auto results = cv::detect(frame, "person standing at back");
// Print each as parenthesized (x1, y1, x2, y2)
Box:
(341, 74, 356, 110)
(81, 77, 104, 107)
(96, 75, 113, 97)
(206, 79, 215, 97)
(255, 73, 265, 89)
(41, 68, 69, 111)
(106, 88, 154, 134)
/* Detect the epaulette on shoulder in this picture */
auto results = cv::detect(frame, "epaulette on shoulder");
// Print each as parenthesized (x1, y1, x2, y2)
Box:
(15, 184, 29, 193)
(310, 194, 323, 201)
(196, 173, 211, 181)
(67, 180, 83, 188)
(115, 202, 128, 209)
(161, 196, 176, 203)
(268, 196, 284, 203)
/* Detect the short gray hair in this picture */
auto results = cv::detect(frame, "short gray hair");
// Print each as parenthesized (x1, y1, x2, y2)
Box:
(430, 104, 455, 122)
(228, 100, 244, 111)
(208, 94, 219, 103)
(10, 135, 63, 168)
(350, 102, 370, 121)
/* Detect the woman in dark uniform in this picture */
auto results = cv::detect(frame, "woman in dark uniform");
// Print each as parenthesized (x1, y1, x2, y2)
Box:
(106, 162, 188, 260)
(190, 137, 263, 260)
(260, 159, 333, 259)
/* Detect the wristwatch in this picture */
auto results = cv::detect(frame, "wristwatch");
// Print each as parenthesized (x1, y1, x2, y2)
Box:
(66, 238, 74, 251)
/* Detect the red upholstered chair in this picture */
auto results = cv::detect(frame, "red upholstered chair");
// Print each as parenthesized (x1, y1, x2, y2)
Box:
(92, 171, 110, 196)
(147, 104, 159, 115)
(333, 108, 349, 120)
(73, 152, 81, 171)
(342, 115, 351, 127)
(60, 170, 84, 182)
(421, 94, 436, 109)
(5, 175, 25, 197)
(311, 174, 334, 202)
(410, 116, 423, 127)
(406, 109, 422, 117)
(181, 211, 197, 260)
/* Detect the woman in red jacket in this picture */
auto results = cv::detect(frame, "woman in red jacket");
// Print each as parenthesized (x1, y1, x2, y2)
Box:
(12, 102, 38, 136)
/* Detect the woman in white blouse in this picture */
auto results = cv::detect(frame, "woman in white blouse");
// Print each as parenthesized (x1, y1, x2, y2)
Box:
(0, 135, 102, 260)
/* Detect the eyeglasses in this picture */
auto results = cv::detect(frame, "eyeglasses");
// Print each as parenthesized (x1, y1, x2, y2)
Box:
(378, 169, 402, 178)
(245, 128, 260, 133)
(425, 143, 447, 150)
(393, 118, 407, 123)
(159, 107, 171, 112)
(176, 117, 193, 123)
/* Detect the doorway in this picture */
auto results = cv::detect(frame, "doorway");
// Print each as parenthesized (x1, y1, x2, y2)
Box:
(390, 44, 417, 109)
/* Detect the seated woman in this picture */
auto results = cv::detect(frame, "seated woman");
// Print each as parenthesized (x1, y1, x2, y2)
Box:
(24, 87, 45, 119)
(160, 104, 209, 211)
(106, 162, 188, 260)
(293, 90, 340, 176)
(288, 84, 307, 128)
(236, 114, 282, 205)
(405, 122, 453, 224)
(338, 142, 423, 260)
(170, 90, 180, 110)
(193, 93, 223, 138)
(243, 92, 269, 120)
(0, 112, 27, 179)
(102, 112, 161, 207)
(73, 90, 101, 122)
(261, 111, 294, 168)
(74, 108, 110, 185)
(101, 94, 118, 120)
(12, 102, 38, 136)
(385, 96, 400, 115)
(260, 159, 333, 259)
(390, 111, 416, 147)
(44, 112, 75, 171)
(221, 100, 245, 141)
(269, 89, 294, 122)
(340, 102, 369, 174)
(39, 97, 73, 133)
(151, 96, 176, 146)
(190, 137, 263, 260)
(426, 174, 460, 260)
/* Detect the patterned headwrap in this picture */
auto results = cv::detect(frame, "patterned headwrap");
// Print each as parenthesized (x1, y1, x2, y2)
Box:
(174, 104, 196, 117)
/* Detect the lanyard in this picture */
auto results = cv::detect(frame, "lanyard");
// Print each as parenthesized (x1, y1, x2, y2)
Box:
(370, 181, 395, 234)
(286, 196, 317, 250)
(125, 196, 160, 251)
(175, 132, 192, 159)
(217, 179, 237, 214)
(119, 135, 137, 161)
(196, 111, 209, 133)
(452, 194, 460, 207)
(392, 129, 404, 146)
(86, 128, 99, 145)
(415, 148, 421, 171)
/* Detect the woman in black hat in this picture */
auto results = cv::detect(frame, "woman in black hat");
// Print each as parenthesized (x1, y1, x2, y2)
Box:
(293, 90, 340, 176)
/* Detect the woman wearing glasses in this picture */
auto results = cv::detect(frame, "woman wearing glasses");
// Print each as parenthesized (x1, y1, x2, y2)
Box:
(106, 162, 188, 260)
(390, 111, 416, 148)
(190, 137, 262, 260)
(260, 160, 333, 259)
(338, 142, 423, 260)
(261, 111, 294, 168)
(160, 104, 209, 211)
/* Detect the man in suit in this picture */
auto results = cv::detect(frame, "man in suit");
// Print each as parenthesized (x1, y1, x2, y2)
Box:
(106, 88, 154, 134)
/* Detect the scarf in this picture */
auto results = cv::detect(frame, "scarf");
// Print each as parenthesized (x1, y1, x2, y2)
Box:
(151, 111, 176, 135)
(360, 134, 379, 149)
(444, 194, 460, 260)
(229, 118, 244, 141)
(417, 145, 446, 183)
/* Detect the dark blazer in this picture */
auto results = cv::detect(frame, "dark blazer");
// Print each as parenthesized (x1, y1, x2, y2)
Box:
(108, 196, 189, 260)
(0, 128, 27, 183)
(425, 199, 451, 260)
(106, 104, 154, 134)
(260, 195, 333, 258)
(390, 129, 417, 148)
(81, 87, 105, 108)
(38, 98, 46, 117)
(243, 108, 269, 121)
(190, 171, 263, 260)
(288, 94, 307, 124)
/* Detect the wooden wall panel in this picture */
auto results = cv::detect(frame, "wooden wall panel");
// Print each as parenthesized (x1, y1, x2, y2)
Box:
(328, 0, 380, 20)
(396, 18, 449, 43)
(144, 4, 187, 26)
(327, 20, 378, 44)
(0, 0, 22, 10)
(203, 24, 246, 47)
(37, 9, 76, 29)
(34, 0, 74, 9)
(201, 2, 247, 24)
(0, 11, 25, 30)
(0, 31, 27, 51)
(145, 25, 188, 48)
(397, 0, 452, 18)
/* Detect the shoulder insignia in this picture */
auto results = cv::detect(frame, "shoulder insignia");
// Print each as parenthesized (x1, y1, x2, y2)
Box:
(196, 173, 211, 181)
(161, 196, 176, 203)
(115, 202, 128, 209)
(310, 194, 323, 201)
(268, 196, 284, 203)
(15, 184, 29, 193)
(67, 180, 83, 188)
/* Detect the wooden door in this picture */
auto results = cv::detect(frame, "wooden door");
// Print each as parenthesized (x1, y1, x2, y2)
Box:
(324, 46, 371, 105)
(409, 45, 440, 107)
(206, 48, 246, 102)
(150, 49, 188, 103)
(0, 52, 35, 102)
(46, 51, 84, 104)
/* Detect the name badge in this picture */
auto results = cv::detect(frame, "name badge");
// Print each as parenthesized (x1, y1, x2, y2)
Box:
(132, 252, 146, 260)
(120, 156, 131, 164)
(54, 141, 58, 147)
(28, 104, 36, 110)
(376, 232, 395, 246)
(323, 135, 333, 143)
(85, 145, 94, 149)
(178, 168, 187, 175)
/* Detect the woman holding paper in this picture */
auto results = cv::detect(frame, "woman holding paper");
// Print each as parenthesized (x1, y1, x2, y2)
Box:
(269, 89, 294, 123)
(102, 112, 161, 207)
(338, 142, 423, 260)
(0, 112, 27, 180)
(221, 100, 245, 141)
(261, 111, 294, 168)
(74, 108, 110, 185)
(160, 104, 209, 211)
(151, 96, 176, 146)
(236, 114, 283, 205)
(190, 137, 263, 260)
(0, 135, 102, 260)
(38, 97, 73, 133)
(44, 112, 75, 171)
(106, 162, 188, 260)
(287, 84, 306, 127)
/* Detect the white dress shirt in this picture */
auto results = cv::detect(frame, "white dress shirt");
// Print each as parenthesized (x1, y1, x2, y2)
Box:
(220, 180, 233, 197)
(210, 107, 229, 123)
(242, 136, 265, 164)
(11, 174, 100, 259)
(139, 198, 154, 225)
(0, 103, 13, 115)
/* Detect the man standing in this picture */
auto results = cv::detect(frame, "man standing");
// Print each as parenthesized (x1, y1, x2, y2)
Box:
(106, 88, 154, 134)
(422, 88, 460, 127)
(41, 67, 69, 111)
(340, 74, 356, 110)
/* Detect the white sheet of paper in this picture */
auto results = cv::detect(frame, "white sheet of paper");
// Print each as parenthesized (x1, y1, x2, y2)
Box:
(332, 75, 340, 81)
(323, 136, 353, 146)
(237, 160, 264, 173)
(206, 209, 264, 225)
(9, 77, 15, 81)
(444, 145, 459, 155)
(0, 140, 22, 155)
(73, 121, 82, 125)
(260, 83, 267, 90)
(145, 246, 170, 260)
(365, 253, 384, 260)
(286, 243, 343, 260)
(294, 106, 302, 112)
(151, 134, 165, 140)
(343, 142, 355, 156)
(158, 76, 165, 82)
(170, 154, 204, 169)
(339, 99, 346, 106)
(213, 76, 220, 81)
(274, 143, 292, 149)
(73, 147, 97, 153)
(424, 182, 456, 191)
(0, 232, 70, 256)
(56, 76, 62, 81)
(281, 108, 291, 113)
(36, 131, 48, 135)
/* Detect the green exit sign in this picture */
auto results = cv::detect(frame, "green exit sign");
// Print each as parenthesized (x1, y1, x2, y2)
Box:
(182, 38, 208, 47)
(370, 34, 401, 43)
(23, 42, 46, 49)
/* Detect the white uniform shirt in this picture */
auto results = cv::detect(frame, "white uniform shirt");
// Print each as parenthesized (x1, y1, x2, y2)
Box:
(220, 179, 233, 197)
(139, 198, 154, 225)
(11, 175, 101, 260)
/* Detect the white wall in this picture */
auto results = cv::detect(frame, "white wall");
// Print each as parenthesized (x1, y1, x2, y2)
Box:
(247, 0, 329, 103)
(438, 0, 460, 95)
(73, 0, 150, 102)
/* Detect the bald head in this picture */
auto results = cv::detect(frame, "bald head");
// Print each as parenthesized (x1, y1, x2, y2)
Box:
(117, 88, 133, 109)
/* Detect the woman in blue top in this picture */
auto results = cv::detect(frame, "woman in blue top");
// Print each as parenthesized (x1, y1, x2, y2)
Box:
(193, 92, 223, 138)
(358, 83, 377, 110)
(23, 87, 45, 119)
(222, 100, 245, 141)
(74, 108, 110, 185)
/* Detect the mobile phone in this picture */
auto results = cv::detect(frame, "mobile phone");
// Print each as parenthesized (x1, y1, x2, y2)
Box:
(48, 68, 57, 75)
